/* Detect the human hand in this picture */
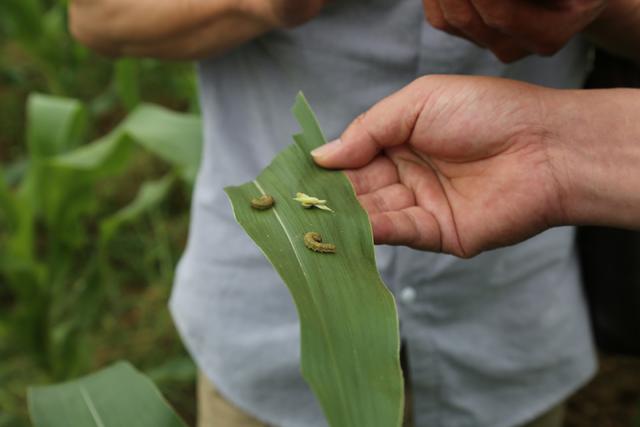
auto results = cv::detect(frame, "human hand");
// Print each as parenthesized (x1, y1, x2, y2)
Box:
(421, 0, 607, 62)
(69, 0, 328, 58)
(312, 76, 572, 257)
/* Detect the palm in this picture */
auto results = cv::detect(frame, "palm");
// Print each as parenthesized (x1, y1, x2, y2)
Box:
(344, 77, 561, 256)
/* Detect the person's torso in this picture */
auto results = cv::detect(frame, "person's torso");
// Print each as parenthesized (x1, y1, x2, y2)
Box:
(170, 1, 596, 426)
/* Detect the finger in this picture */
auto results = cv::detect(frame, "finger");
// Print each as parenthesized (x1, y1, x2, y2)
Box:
(468, 0, 521, 36)
(423, 0, 454, 34)
(385, 147, 465, 255)
(389, 149, 448, 212)
(357, 183, 416, 214)
(438, 0, 497, 47)
(343, 155, 399, 195)
(371, 207, 442, 252)
(312, 81, 427, 169)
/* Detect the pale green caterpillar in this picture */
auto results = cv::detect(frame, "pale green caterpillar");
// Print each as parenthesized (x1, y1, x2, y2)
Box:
(293, 192, 334, 212)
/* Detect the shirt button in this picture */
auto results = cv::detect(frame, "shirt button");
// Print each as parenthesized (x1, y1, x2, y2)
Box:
(400, 287, 416, 304)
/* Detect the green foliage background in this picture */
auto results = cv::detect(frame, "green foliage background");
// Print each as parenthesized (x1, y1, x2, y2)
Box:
(1, 1, 199, 425)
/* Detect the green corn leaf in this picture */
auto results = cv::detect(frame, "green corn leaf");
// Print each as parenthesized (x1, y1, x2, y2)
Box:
(224, 93, 404, 427)
(26, 94, 86, 159)
(0, 165, 19, 231)
(34, 100, 200, 248)
(121, 104, 202, 183)
(28, 361, 187, 427)
(0, 167, 40, 279)
(51, 104, 202, 184)
(22, 93, 88, 228)
(49, 132, 136, 178)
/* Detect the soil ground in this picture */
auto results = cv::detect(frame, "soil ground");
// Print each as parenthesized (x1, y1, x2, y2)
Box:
(566, 355, 640, 427)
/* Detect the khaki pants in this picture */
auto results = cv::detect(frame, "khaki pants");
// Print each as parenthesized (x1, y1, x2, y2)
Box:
(197, 372, 564, 427)
(198, 372, 269, 427)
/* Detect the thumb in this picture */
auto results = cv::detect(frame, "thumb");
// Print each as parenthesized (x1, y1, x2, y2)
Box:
(311, 81, 426, 169)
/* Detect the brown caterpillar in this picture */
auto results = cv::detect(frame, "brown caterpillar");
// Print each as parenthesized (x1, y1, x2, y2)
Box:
(250, 194, 275, 210)
(303, 232, 336, 253)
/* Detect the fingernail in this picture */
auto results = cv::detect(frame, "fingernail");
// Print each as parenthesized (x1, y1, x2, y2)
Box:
(311, 138, 342, 159)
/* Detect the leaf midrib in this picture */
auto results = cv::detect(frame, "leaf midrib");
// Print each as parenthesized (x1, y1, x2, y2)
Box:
(79, 385, 106, 427)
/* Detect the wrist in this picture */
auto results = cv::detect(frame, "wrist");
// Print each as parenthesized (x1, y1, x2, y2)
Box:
(546, 89, 640, 228)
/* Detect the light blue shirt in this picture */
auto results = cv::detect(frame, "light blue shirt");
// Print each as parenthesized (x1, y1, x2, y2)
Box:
(170, 1, 596, 426)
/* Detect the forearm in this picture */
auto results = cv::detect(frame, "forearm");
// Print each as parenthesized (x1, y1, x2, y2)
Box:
(585, 0, 640, 65)
(550, 88, 640, 229)
(69, 0, 273, 59)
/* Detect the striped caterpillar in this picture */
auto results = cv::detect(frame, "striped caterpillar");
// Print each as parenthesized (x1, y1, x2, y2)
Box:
(250, 194, 275, 210)
(303, 232, 336, 254)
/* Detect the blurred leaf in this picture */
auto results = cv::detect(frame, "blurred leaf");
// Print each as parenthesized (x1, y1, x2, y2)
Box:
(28, 361, 187, 427)
(52, 104, 202, 184)
(121, 104, 202, 183)
(1, 171, 35, 264)
(49, 132, 136, 177)
(26, 94, 86, 158)
(42, 102, 199, 247)
(0, 166, 18, 231)
(115, 59, 141, 111)
(146, 357, 197, 385)
(21, 94, 90, 244)
(225, 94, 404, 427)
(100, 174, 175, 243)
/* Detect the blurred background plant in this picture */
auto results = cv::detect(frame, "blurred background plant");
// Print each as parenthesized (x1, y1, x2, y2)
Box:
(1, 0, 199, 425)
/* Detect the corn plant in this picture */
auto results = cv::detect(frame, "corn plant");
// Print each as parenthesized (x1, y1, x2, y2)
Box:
(0, 0, 198, 174)
(0, 93, 202, 385)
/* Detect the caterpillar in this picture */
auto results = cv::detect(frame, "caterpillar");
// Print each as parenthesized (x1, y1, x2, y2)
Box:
(251, 194, 275, 210)
(303, 232, 336, 254)
(293, 192, 334, 212)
